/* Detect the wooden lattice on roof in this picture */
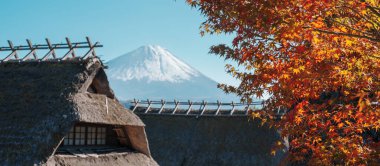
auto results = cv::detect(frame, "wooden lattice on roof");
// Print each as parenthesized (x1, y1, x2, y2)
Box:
(0, 37, 102, 63)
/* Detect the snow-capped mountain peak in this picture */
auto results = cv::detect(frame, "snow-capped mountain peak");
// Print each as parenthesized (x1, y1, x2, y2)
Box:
(106, 45, 239, 101)
(107, 45, 200, 83)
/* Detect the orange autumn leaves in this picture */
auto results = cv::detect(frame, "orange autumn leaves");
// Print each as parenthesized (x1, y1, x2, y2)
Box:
(188, 0, 380, 164)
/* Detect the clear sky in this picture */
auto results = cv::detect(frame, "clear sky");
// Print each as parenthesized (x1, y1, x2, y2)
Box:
(0, 0, 239, 86)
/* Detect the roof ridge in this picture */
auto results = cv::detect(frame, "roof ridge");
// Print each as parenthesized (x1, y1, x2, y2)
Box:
(0, 37, 102, 63)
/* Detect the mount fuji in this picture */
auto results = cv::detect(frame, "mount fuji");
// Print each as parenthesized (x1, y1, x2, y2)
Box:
(106, 45, 238, 101)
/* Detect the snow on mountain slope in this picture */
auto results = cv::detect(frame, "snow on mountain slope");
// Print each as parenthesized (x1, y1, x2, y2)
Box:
(106, 45, 238, 101)
(107, 45, 200, 83)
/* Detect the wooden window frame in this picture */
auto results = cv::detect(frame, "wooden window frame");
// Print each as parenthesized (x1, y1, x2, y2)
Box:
(62, 124, 108, 146)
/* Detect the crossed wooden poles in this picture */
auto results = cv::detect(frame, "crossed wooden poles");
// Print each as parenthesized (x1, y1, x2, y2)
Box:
(0, 37, 102, 63)
(130, 99, 267, 116)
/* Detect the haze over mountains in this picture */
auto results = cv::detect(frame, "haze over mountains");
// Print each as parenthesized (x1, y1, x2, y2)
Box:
(106, 45, 239, 101)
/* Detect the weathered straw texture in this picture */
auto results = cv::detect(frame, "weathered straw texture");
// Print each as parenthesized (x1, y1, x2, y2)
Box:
(74, 93, 144, 126)
(138, 115, 286, 166)
(0, 58, 144, 165)
(46, 152, 158, 166)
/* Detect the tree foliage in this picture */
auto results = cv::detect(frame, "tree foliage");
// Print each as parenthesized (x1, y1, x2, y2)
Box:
(187, 0, 380, 164)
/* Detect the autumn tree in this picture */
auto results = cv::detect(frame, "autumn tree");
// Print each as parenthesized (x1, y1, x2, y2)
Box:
(187, 0, 380, 165)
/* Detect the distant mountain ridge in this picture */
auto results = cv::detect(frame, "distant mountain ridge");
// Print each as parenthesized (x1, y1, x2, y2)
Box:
(106, 45, 238, 101)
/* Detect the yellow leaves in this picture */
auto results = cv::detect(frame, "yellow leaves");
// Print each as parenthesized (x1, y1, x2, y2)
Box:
(333, 115, 341, 123)
(333, 54, 340, 59)
(326, 11, 332, 16)
(251, 111, 261, 119)
(358, 99, 366, 112)
(345, 120, 352, 127)
(214, 29, 222, 34)
(282, 73, 290, 79)
(360, 9, 367, 15)
(312, 35, 322, 45)
(203, 23, 210, 32)
(293, 68, 300, 74)
(363, 123, 371, 128)
(311, 17, 325, 29)
(356, 128, 363, 134)
(338, 123, 344, 128)
(291, 65, 305, 74)
(345, 40, 353, 47)
(341, 147, 350, 154)
(340, 27, 348, 33)
(271, 150, 276, 156)
(298, 108, 305, 115)
(295, 116, 302, 125)
(299, 65, 305, 71)
(292, 32, 302, 40)
(339, 70, 349, 76)
(332, 36, 339, 43)
(312, 137, 322, 144)
(365, 22, 373, 28)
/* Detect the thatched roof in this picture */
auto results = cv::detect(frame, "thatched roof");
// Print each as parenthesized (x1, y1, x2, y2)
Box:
(138, 115, 286, 166)
(0, 57, 147, 165)
(47, 150, 158, 166)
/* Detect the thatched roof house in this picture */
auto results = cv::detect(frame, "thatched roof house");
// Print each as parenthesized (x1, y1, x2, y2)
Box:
(0, 57, 157, 165)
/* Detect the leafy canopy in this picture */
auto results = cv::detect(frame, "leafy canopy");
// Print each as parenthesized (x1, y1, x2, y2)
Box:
(187, 0, 380, 165)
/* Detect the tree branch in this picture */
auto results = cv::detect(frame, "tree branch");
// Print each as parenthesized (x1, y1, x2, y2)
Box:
(329, 18, 374, 37)
(313, 28, 380, 42)
(366, 3, 380, 17)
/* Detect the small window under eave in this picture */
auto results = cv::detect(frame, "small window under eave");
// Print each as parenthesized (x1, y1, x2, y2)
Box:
(57, 123, 133, 155)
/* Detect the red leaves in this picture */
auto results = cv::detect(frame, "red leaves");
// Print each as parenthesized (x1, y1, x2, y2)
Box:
(189, 0, 380, 164)
(295, 45, 307, 53)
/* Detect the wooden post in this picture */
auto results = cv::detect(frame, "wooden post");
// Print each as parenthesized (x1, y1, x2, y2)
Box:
(3, 40, 18, 61)
(87, 36, 96, 57)
(22, 39, 38, 61)
(186, 100, 193, 115)
(66, 37, 76, 58)
(8, 40, 18, 59)
(230, 101, 236, 115)
(105, 96, 109, 114)
(61, 37, 75, 60)
(41, 38, 57, 60)
(245, 103, 251, 115)
(82, 37, 97, 59)
(158, 99, 166, 114)
(132, 99, 139, 112)
(27, 39, 37, 59)
(200, 100, 207, 115)
(47, 38, 57, 58)
(215, 100, 221, 115)
(144, 99, 152, 113)
(172, 100, 180, 114)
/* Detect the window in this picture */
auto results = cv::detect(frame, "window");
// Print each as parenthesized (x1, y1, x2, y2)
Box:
(63, 125, 108, 146)
(63, 128, 74, 145)
(87, 127, 97, 145)
(97, 127, 106, 145)
(75, 126, 86, 145)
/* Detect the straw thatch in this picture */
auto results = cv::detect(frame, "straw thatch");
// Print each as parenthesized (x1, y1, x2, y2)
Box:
(138, 115, 286, 166)
(0, 57, 155, 165)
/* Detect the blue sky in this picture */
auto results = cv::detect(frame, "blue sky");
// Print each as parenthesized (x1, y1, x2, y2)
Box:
(0, 0, 239, 86)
